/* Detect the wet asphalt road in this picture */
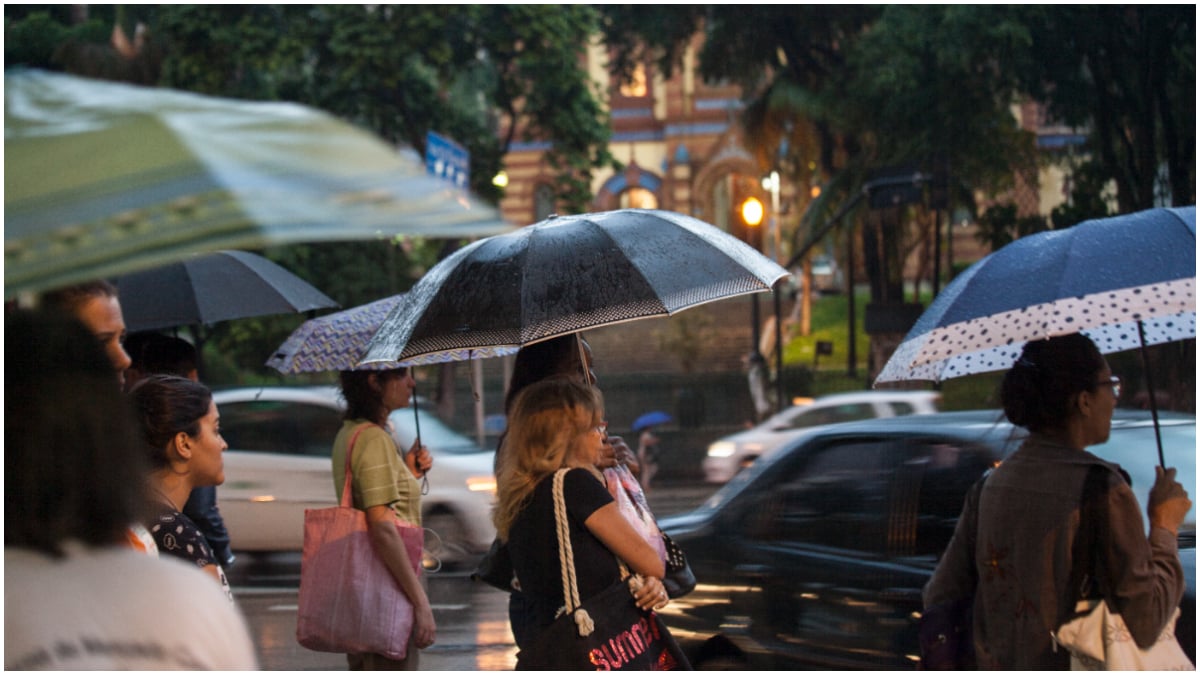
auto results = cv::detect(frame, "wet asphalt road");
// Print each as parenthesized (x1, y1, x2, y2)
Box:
(230, 481, 716, 670)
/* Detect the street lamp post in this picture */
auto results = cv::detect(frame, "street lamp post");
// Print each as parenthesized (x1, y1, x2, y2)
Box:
(740, 198, 765, 358)
(762, 171, 785, 412)
(739, 195, 770, 421)
(762, 171, 781, 263)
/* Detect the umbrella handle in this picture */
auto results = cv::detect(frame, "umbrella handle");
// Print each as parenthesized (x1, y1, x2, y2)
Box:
(1136, 321, 1166, 468)
(412, 377, 430, 495)
(575, 333, 592, 385)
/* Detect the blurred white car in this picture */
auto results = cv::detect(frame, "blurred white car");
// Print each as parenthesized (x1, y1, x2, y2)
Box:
(212, 386, 497, 567)
(702, 390, 941, 483)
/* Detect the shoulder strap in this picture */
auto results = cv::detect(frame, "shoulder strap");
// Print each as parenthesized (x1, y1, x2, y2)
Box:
(340, 422, 376, 509)
(1065, 464, 1112, 609)
(552, 468, 597, 637)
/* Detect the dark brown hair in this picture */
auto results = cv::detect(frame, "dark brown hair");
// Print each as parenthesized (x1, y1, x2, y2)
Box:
(129, 331, 198, 378)
(504, 334, 590, 414)
(128, 374, 213, 470)
(1000, 333, 1106, 433)
(339, 368, 409, 424)
(40, 279, 119, 315)
(4, 309, 149, 555)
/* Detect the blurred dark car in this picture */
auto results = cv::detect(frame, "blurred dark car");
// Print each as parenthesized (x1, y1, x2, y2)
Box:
(659, 409, 1196, 669)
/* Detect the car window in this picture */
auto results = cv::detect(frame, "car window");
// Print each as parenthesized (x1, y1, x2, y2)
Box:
(891, 402, 916, 415)
(742, 436, 994, 557)
(745, 439, 892, 552)
(788, 403, 876, 429)
(389, 408, 485, 455)
(1091, 422, 1196, 534)
(906, 440, 995, 556)
(218, 400, 343, 457)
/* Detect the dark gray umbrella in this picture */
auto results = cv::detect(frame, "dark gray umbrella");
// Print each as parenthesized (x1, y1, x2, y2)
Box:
(115, 250, 338, 332)
(361, 209, 790, 365)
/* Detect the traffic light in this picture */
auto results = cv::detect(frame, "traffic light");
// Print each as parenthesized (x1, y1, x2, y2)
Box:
(740, 197, 764, 228)
(738, 195, 764, 250)
(729, 173, 765, 250)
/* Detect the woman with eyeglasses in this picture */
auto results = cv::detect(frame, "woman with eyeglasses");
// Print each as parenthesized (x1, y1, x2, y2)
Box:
(923, 332, 1191, 669)
(492, 377, 668, 668)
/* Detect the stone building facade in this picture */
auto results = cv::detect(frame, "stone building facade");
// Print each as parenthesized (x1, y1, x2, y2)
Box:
(487, 33, 1077, 386)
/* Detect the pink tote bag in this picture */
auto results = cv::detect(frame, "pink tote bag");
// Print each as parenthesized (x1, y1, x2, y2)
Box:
(296, 424, 425, 660)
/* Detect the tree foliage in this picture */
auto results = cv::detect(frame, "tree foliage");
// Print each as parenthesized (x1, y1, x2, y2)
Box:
(1017, 6, 1195, 211)
(598, 5, 1195, 297)
(6, 5, 618, 382)
(7, 5, 615, 214)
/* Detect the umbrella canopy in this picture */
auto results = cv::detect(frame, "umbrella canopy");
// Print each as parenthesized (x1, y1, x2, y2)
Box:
(5, 69, 512, 298)
(361, 209, 791, 365)
(267, 294, 517, 373)
(632, 411, 672, 433)
(875, 206, 1195, 384)
(115, 250, 338, 332)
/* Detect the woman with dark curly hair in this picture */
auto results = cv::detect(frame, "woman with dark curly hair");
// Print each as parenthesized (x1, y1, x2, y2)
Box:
(333, 367, 433, 670)
(924, 332, 1191, 668)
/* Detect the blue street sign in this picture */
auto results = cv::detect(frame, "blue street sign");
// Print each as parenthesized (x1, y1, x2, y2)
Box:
(425, 130, 470, 188)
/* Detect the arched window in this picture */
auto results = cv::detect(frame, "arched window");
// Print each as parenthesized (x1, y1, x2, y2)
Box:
(619, 187, 658, 209)
(534, 184, 556, 221)
(618, 63, 648, 98)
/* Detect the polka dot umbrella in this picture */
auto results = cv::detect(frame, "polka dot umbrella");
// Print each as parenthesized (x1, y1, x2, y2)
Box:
(875, 206, 1195, 466)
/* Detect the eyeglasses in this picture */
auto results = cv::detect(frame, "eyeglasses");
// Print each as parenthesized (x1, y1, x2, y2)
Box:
(1097, 375, 1121, 399)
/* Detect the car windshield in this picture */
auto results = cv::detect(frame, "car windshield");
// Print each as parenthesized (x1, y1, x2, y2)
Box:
(388, 404, 487, 456)
(1092, 419, 1196, 536)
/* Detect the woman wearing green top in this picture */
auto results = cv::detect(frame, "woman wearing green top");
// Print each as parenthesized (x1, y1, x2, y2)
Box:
(332, 367, 433, 670)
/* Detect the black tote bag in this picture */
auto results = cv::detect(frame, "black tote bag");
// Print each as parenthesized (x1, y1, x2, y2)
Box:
(517, 469, 691, 671)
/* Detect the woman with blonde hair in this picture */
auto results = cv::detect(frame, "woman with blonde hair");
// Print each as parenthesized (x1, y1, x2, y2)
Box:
(494, 377, 668, 668)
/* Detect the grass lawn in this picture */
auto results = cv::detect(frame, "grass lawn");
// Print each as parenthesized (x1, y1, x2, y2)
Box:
(781, 289, 1004, 411)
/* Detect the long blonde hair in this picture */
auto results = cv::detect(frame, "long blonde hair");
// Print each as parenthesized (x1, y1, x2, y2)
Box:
(492, 377, 603, 540)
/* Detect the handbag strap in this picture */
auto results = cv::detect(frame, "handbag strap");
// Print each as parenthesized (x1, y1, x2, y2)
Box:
(339, 422, 375, 509)
(552, 468, 631, 637)
(552, 468, 594, 637)
(1066, 465, 1113, 606)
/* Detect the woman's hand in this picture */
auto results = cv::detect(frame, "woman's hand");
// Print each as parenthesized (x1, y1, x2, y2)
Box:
(412, 599, 437, 650)
(404, 439, 432, 478)
(1149, 466, 1191, 534)
(598, 434, 640, 476)
(630, 574, 670, 612)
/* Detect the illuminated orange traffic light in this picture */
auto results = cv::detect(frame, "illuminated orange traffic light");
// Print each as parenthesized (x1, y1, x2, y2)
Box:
(740, 196, 764, 227)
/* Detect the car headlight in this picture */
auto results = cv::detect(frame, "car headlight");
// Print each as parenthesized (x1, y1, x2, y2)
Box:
(466, 476, 497, 494)
(707, 441, 737, 458)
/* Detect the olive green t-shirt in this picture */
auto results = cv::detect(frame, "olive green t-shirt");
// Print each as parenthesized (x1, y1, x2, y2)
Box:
(331, 419, 422, 525)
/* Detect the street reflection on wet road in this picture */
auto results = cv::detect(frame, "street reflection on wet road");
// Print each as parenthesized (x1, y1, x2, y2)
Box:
(232, 558, 517, 670)
(229, 484, 714, 670)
